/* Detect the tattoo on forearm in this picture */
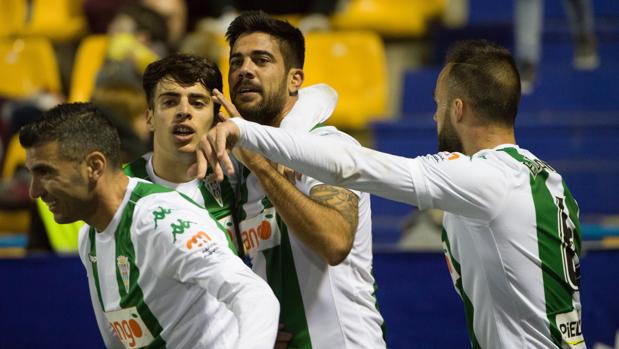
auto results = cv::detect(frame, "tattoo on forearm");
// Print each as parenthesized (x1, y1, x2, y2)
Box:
(310, 184, 359, 229)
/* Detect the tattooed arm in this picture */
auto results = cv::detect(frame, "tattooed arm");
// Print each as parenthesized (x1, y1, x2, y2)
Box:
(242, 150, 359, 266)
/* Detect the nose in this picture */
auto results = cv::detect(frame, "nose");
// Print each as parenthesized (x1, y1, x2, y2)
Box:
(175, 98, 192, 121)
(237, 58, 255, 80)
(29, 176, 45, 199)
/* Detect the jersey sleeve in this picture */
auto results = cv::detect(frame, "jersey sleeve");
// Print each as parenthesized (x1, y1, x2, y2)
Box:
(132, 194, 279, 348)
(407, 152, 509, 220)
(296, 126, 362, 199)
(280, 83, 337, 130)
(235, 118, 418, 204)
(235, 118, 508, 220)
(78, 225, 125, 349)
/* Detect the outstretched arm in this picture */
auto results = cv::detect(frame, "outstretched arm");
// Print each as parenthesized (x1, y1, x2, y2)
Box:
(202, 117, 419, 206)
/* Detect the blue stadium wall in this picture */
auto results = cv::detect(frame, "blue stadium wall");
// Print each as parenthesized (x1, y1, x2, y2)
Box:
(0, 251, 617, 348)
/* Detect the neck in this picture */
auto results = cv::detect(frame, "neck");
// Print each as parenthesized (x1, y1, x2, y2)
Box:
(151, 148, 195, 183)
(463, 124, 516, 155)
(87, 172, 129, 231)
(272, 95, 298, 127)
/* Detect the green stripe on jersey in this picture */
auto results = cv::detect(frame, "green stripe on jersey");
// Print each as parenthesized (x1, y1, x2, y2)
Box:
(499, 148, 578, 347)
(123, 157, 149, 179)
(264, 213, 312, 349)
(116, 182, 171, 348)
(441, 228, 481, 349)
(88, 227, 105, 309)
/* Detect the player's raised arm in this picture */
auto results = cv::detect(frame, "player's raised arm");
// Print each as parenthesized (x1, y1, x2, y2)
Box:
(216, 118, 419, 206)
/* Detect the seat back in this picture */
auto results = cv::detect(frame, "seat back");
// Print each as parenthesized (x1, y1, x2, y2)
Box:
(304, 31, 388, 129)
(0, 37, 62, 98)
(69, 35, 110, 102)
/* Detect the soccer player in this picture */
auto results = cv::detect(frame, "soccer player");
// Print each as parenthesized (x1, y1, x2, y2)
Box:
(202, 40, 587, 349)
(21, 103, 278, 349)
(124, 53, 239, 244)
(205, 11, 386, 349)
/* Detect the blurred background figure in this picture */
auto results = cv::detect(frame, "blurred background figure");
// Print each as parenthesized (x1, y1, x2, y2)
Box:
(96, 3, 169, 90)
(515, 0, 599, 93)
(191, 0, 338, 35)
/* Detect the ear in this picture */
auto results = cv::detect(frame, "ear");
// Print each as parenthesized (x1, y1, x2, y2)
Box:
(288, 68, 304, 96)
(146, 108, 155, 132)
(85, 151, 107, 182)
(452, 98, 464, 123)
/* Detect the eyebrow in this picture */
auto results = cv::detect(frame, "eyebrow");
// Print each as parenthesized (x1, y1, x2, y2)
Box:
(158, 92, 210, 100)
(28, 163, 55, 174)
(230, 50, 276, 60)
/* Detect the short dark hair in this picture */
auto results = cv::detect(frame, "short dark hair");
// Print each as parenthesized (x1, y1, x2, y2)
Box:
(226, 11, 305, 70)
(19, 103, 122, 168)
(142, 53, 223, 114)
(444, 40, 521, 126)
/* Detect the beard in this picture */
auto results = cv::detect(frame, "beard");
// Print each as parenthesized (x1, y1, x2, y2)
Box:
(437, 112, 464, 153)
(232, 77, 288, 126)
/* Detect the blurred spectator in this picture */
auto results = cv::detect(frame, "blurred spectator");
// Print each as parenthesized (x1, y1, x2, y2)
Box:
(178, 30, 224, 65)
(96, 3, 169, 91)
(84, 0, 133, 34)
(85, 0, 186, 48)
(142, 0, 188, 47)
(515, 0, 599, 93)
(90, 84, 151, 163)
(193, 0, 339, 35)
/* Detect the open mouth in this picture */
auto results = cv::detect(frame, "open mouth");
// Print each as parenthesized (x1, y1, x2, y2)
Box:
(173, 125, 195, 142)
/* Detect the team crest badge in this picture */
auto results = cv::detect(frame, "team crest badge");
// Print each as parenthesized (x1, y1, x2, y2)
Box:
(116, 256, 130, 293)
(204, 175, 224, 207)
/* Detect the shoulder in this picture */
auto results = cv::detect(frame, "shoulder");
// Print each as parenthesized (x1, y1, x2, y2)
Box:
(309, 125, 360, 146)
(77, 224, 94, 266)
(123, 153, 151, 179)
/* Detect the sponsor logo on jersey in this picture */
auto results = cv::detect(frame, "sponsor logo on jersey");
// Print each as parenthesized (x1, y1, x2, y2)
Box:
(170, 219, 196, 243)
(556, 310, 585, 348)
(447, 153, 460, 161)
(152, 206, 172, 228)
(239, 207, 281, 255)
(105, 307, 155, 348)
(204, 176, 224, 207)
(117, 255, 130, 293)
(185, 231, 213, 251)
(522, 157, 556, 178)
(430, 152, 462, 162)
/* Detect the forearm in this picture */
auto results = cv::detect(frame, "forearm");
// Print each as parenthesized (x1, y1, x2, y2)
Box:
(247, 156, 355, 265)
(233, 118, 418, 205)
(215, 268, 279, 348)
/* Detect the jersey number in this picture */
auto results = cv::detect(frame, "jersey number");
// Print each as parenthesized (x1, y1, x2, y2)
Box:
(556, 197, 580, 291)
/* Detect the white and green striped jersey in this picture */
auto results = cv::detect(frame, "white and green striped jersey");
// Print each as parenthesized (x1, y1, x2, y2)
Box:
(231, 121, 586, 349)
(123, 152, 238, 245)
(238, 125, 385, 349)
(78, 177, 278, 349)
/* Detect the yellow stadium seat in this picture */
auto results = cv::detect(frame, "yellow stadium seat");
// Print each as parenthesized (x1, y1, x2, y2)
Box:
(0, 0, 26, 37)
(303, 31, 388, 129)
(0, 134, 29, 234)
(332, 0, 446, 38)
(21, 0, 87, 42)
(69, 35, 110, 102)
(0, 37, 62, 99)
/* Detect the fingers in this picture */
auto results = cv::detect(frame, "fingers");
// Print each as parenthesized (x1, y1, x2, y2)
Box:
(212, 89, 242, 118)
(196, 136, 224, 181)
(212, 124, 236, 177)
